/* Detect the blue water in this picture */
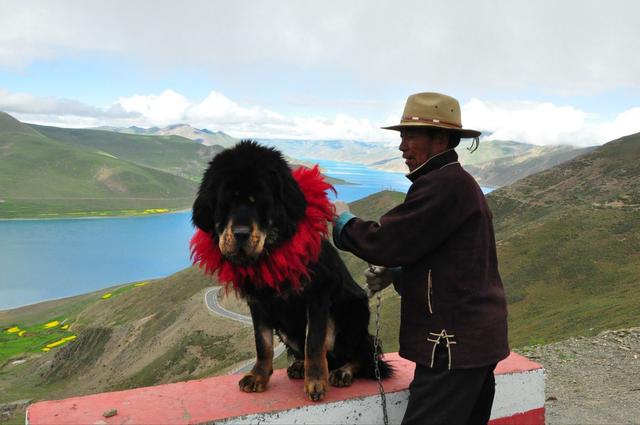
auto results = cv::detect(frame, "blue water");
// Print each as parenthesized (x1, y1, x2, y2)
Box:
(0, 160, 493, 310)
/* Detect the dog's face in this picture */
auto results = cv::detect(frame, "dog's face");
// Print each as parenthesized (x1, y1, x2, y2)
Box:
(192, 141, 306, 265)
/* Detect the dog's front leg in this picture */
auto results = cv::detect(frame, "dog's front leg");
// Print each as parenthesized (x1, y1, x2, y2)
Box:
(304, 300, 330, 401)
(239, 302, 273, 393)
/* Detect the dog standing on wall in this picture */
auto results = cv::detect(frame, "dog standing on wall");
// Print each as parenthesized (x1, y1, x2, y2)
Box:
(191, 141, 392, 401)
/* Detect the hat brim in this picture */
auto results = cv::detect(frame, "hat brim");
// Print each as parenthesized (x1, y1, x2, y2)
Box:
(382, 122, 481, 138)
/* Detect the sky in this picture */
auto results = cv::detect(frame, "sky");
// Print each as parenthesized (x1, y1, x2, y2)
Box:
(1, 0, 640, 147)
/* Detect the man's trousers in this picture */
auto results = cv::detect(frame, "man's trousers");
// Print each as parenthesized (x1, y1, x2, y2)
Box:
(401, 346, 497, 425)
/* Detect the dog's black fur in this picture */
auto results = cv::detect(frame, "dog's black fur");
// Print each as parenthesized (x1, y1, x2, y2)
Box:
(192, 140, 392, 401)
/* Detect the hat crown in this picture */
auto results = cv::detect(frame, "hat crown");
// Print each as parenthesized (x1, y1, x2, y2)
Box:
(402, 92, 462, 127)
(382, 91, 480, 138)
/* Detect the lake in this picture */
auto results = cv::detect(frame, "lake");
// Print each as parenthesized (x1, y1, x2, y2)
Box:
(0, 160, 492, 310)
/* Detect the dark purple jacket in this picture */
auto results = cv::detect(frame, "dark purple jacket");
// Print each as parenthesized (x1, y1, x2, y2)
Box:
(333, 149, 509, 369)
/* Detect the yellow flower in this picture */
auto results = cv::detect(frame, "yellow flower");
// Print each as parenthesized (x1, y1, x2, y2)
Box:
(101, 293, 113, 299)
(61, 324, 70, 330)
(42, 347, 50, 352)
(43, 321, 60, 329)
(7, 326, 20, 333)
(134, 281, 149, 287)
(18, 330, 26, 337)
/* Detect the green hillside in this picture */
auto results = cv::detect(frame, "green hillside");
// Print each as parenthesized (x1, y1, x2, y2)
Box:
(30, 123, 224, 181)
(487, 132, 640, 346)
(0, 112, 198, 218)
(0, 268, 253, 409)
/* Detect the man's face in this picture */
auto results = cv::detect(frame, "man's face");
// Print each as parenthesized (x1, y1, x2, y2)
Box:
(399, 129, 448, 172)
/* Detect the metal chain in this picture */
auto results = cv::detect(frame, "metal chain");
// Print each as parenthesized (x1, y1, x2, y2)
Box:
(373, 291, 389, 425)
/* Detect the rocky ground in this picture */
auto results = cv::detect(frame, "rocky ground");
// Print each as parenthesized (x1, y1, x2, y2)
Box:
(517, 327, 640, 425)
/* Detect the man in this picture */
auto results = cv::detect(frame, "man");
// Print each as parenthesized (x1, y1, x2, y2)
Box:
(333, 92, 509, 425)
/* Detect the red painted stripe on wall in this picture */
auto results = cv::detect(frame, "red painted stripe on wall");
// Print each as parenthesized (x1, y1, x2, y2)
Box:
(490, 407, 545, 425)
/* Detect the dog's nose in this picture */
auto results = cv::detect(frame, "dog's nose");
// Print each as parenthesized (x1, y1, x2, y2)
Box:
(233, 226, 251, 244)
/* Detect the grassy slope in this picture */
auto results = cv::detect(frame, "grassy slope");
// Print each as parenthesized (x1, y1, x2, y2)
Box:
(487, 132, 640, 346)
(339, 191, 406, 353)
(0, 113, 199, 218)
(0, 268, 253, 405)
(29, 123, 224, 182)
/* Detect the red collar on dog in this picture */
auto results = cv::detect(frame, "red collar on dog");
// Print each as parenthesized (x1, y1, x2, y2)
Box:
(190, 165, 335, 292)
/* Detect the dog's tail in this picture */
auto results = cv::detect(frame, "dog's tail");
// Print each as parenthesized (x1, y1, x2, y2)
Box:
(359, 334, 394, 380)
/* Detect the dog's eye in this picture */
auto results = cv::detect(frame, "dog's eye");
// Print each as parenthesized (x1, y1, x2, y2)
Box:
(248, 195, 255, 203)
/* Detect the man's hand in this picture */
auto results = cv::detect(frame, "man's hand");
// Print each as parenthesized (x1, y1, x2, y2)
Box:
(365, 266, 394, 298)
(333, 200, 351, 216)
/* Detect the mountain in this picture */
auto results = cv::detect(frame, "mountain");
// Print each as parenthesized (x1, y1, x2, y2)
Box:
(257, 139, 397, 164)
(30, 123, 225, 182)
(0, 112, 200, 218)
(369, 140, 592, 188)
(486, 132, 640, 346)
(96, 124, 239, 147)
(367, 139, 537, 172)
(465, 144, 596, 187)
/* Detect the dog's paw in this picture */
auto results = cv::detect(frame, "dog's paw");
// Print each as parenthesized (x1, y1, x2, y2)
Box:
(238, 373, 269, 393)
(287, 360, 305, 379)
(304, 377, 328, 401)
(329, 368, 354, 387)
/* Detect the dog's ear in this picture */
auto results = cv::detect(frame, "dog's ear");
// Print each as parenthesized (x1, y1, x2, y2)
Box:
(272, 169, 306, 221)
(192, 193, 215, 232)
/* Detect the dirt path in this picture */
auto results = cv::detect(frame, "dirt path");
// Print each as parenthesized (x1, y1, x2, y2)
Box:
(517, 327, 640, 424)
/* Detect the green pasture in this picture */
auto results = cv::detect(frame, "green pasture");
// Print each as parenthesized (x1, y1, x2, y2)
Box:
(0, 280, 153, 365)
(1, 319, 75, 365)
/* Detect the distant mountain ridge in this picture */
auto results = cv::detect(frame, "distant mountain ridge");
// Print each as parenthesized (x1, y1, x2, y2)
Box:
(0, 112, 208, 218)
(258, 137, 593, 188)
(30, 123, 225, 182)
(465, 144, 596, 187)
(95, 123, 239, 147)
(0, 113, 351, 218)
(257, 138, 397, 164)
(369, 139, 593, 187)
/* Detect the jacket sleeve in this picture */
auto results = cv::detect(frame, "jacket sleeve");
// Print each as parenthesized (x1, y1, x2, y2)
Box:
(333, 174, 475, 267)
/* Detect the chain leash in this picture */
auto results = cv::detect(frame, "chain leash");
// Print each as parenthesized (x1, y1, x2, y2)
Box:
(371, 264, 389, 425)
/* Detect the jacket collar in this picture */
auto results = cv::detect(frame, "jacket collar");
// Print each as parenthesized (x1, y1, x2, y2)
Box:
(406, 149, 459, 182)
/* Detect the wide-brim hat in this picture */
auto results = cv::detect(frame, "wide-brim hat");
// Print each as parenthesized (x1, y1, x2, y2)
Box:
(382, 92, 481, 138)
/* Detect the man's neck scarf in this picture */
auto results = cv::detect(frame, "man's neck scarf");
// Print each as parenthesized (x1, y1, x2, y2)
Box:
(190, 165, 335, 292)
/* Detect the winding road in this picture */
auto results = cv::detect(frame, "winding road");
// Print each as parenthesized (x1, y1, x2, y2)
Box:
(204, 287, 286, 374)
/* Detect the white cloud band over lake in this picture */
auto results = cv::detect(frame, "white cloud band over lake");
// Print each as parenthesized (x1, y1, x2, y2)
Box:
(2, 88, 639, 147)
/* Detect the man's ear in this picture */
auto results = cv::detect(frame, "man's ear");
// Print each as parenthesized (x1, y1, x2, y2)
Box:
(192, 193, 215, 232)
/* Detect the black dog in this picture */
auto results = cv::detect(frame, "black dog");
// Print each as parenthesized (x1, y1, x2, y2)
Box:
(191, 140, 391, 401)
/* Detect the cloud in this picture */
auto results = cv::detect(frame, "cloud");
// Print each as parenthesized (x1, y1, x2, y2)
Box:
(1, 0, 640, 94)
(3, 88, 639, 146)
(113, 90, 390, 141)
(0, 89, 139, 121)
(462, 99, 640, 147)
(116, 90, 190, 126)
